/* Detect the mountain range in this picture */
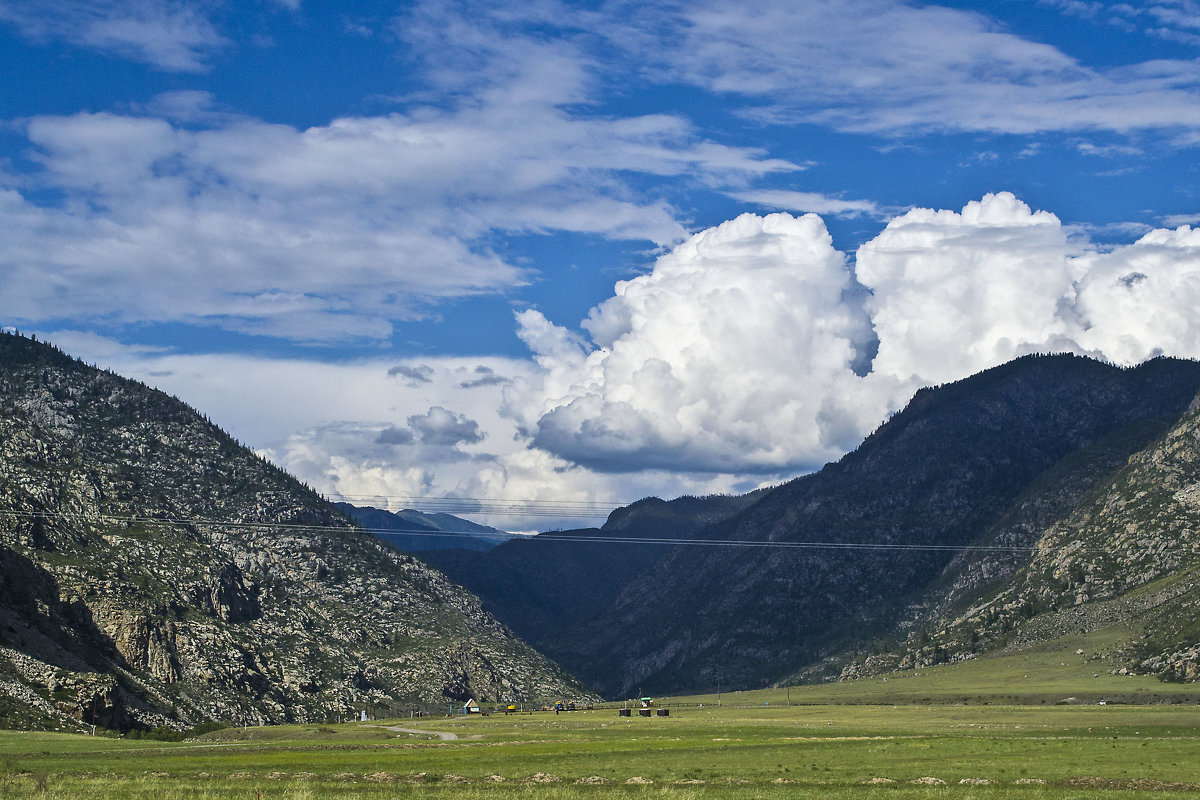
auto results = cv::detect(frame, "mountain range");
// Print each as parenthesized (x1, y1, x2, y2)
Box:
(430, 354, 1200, 697)
(4, 330, 1200, 733)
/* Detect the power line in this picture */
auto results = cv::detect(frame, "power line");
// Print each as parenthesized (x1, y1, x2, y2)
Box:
(2, 507, 1180, 555)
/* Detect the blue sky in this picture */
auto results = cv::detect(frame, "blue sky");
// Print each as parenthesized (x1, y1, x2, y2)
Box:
(4, 0, 1200, 530)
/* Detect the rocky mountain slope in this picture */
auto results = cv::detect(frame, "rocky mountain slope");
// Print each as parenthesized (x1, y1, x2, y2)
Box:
(0, 332, 588, 733)
(850, 388, 1200, 682)
(550, 354, 1200, 697)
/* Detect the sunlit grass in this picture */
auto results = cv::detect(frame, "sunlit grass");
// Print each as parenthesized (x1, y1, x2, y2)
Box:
(3, 701, 1198, 798)
(2, 636, 1197, 797)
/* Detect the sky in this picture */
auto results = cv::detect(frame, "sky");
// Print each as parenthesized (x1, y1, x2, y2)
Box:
(3, 0, 1200, 531)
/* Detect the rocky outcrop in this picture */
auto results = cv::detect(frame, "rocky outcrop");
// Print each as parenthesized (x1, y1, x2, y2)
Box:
(1141, 645, 1200, 682)
(0, 332, 591, 732)
(438, 643, 523, 702)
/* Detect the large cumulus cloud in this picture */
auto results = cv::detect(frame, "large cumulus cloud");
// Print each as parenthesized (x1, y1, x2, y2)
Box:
(1071, 226, 1200, 364)
(518, 212, 878, 473)
(518, 193, 1200, 476)
(857, 192, 1075, 384)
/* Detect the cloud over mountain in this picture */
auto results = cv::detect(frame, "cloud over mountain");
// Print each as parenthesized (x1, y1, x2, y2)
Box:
(856, 192, 1075, 384)
(1071, 225, 1200, 364)
(44, 194, 1200, 529)
(518, 212, 875, 474)
(517, 194, 1200, 475)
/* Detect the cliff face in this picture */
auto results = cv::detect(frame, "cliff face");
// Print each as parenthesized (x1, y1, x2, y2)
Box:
(0, 333, 588, 732)
(552, 354, 1200, 697)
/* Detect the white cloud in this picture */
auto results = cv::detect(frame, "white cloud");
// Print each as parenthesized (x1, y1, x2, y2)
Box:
(518, 212, 880, 474)
(1, 96, 794, 342)
(512, 193, 1200, 478)
(610, 0, 1200, 137)
(0, 0, 227, 72)
(1071, 225, 1200, 364)
(2, 2, 802, 344)
(1163, 213, 1200, 227)
(856, 192, 1076, 384)
(1093, 1, 1200, 48)
(730, 189, 881, 219)
(1074, 140, 1143, 158)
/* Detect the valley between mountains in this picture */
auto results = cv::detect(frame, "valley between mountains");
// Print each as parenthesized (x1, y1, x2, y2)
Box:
(3, 329, 1200, 733)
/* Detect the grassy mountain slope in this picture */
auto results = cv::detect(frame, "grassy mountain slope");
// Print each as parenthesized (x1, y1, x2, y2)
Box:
(0, 332, 588, 732)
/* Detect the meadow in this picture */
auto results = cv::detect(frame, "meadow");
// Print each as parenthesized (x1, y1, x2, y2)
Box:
(2, 637, 1199, 799)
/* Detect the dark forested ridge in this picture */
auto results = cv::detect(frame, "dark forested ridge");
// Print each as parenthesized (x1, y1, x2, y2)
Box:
(7, 331, 1200, 722)
(853, 383, 1200, 684)
(0, 332, 588, 732)
(541, 354, 1200, 696)
(418, 492, 766, 659)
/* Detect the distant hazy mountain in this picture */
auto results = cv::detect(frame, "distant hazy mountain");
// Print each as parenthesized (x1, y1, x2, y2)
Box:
(333, 502, 510, 553)
(418, 493, 766, 658)
(506, 354, 1200, 697)
(0, 332, 589, 733)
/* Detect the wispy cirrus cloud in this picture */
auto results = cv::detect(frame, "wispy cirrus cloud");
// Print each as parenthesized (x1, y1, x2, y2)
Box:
(397, 0, 1200, 141)
(608, 0, 1200, 138)
(0, 0, 228, 71)
(1043, 0, 1200, 47)
(1, 86, 795, 342)
(730, 189, 882, 219)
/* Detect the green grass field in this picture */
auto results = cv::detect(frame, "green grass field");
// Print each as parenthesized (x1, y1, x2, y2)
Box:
(2, 637, 1199, 798)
